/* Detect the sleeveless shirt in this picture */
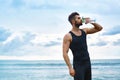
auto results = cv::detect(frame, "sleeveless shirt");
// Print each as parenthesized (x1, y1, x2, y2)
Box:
(69, 29, 90, 63)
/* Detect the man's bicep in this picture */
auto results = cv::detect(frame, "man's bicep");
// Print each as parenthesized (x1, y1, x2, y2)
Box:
(63, 36, 70, 53)
(84, 28, 98, 34)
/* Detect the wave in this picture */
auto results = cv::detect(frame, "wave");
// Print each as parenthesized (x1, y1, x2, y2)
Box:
(0, 59, 120, 67)
(92, 62, 120, 66)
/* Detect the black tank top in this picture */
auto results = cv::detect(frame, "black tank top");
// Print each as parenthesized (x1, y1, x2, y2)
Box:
(69, 29, 90, 63)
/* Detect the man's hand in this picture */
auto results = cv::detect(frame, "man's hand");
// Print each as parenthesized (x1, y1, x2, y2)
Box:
(69, 68, 75, 77)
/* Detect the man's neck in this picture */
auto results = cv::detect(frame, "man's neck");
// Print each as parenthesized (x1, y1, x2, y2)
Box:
(72, 25, 80, 32)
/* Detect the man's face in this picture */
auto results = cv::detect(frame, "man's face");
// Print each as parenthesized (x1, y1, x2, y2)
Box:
(74, 15, 82, 27)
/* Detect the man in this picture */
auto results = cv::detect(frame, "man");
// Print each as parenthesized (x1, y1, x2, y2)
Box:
(62, 12, 103, 80)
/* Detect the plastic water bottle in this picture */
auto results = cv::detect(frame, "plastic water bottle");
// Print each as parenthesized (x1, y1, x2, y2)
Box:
(82, 17, 96, 24)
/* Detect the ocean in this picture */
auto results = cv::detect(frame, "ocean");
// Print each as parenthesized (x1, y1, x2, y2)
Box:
(0, 59, 120, 80)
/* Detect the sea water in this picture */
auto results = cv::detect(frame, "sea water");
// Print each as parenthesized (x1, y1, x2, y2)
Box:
(0, 59, 120, 80)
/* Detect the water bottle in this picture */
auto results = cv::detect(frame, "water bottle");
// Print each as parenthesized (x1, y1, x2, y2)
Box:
(82, 17, 96, 24)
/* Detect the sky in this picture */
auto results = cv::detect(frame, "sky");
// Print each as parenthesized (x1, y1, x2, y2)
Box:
(0, 0, 120, 60)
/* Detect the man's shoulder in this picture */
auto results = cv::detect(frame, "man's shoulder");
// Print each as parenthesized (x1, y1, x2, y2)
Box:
(63, 32, 72, 41)
(80, 28, 87, 34)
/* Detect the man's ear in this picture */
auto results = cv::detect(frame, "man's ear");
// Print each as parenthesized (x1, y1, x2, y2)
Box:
(71, 19, 75, 24)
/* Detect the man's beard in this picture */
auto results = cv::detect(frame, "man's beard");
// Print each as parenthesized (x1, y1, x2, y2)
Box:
(75, 21, 82, 28)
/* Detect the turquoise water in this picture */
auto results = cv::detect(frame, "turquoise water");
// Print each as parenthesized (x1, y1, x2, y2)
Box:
(0, 59, 120, 80)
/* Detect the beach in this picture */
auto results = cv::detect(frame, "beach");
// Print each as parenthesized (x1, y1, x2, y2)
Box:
(0, 59, 120, 80)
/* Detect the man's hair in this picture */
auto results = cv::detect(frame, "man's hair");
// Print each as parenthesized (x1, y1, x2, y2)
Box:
(68, 12, 79, 24)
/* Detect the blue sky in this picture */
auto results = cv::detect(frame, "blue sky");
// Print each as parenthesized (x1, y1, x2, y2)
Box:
(0, 0, 120, 60)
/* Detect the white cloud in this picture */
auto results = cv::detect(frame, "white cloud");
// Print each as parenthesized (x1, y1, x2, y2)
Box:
(0, 0, 120, 60)
(0, 55, 62, 60)
(31, 33, 63, 46)
(89, 45, 120, 59)
(2, 32, 23, 44)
